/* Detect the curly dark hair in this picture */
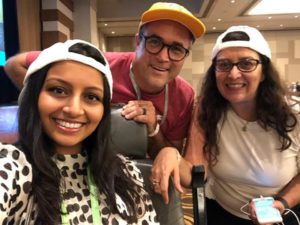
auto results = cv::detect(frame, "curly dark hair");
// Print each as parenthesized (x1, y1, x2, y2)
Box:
(197, 53, 298, 166)
(17, 43, 145, 224)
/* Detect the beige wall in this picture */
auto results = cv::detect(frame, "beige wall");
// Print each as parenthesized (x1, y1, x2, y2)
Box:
(106, 29, 300, 94)
(106, 36, 136, 52)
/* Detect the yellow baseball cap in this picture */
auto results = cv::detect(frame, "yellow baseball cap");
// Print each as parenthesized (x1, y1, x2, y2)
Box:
(140, 2, 206, 39)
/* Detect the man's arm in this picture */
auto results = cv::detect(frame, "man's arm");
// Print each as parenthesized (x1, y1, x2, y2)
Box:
(4, 53, 29, 90)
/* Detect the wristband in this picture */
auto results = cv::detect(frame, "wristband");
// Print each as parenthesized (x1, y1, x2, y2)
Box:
(148, 123, 160, 137)
(274, 196, 289, 209)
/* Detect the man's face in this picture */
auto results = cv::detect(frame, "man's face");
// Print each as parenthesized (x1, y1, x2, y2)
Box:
(133, 20, 192, 94)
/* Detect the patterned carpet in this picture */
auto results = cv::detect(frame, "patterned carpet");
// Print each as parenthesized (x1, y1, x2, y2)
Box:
(181, 189, 194, 225)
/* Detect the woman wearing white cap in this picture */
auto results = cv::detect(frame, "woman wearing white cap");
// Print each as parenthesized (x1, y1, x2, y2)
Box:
(0, 40, 158, 224)
(151, 26, 300, 224)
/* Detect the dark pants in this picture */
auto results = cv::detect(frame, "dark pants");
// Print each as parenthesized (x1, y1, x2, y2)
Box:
(206, 198, 300, 225)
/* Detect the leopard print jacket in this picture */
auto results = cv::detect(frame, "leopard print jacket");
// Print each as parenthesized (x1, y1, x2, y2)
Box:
(0, 143, 159, 225)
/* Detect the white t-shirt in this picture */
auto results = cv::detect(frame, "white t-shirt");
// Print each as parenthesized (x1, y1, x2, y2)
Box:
(205, 108, 300, 219)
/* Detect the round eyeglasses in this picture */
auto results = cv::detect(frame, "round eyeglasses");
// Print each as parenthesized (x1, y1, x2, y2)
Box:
(215, 59, 262, 72)
(140, 34, 189, 62)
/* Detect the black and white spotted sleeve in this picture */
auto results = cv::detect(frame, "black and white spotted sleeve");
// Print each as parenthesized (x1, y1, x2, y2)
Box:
(0, 143, 33, 224)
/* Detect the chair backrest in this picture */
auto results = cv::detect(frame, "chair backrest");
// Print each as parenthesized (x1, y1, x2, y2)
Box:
(110, 106, 185, 225)
(110, 106, 147, 158)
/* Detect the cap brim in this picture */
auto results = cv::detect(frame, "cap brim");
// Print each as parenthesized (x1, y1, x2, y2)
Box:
(142, 9, 206, 39)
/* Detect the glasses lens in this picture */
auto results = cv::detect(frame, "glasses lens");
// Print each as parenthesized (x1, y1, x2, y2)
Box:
(169, 45, 187, 61)
(145, 37, 163, 54)
(215, 60, 232, 72)
(238, 59, 258, 72)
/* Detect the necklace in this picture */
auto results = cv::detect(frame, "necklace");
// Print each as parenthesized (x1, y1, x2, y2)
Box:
(61, 166, 102, 225)
(129, 65, 168, 125)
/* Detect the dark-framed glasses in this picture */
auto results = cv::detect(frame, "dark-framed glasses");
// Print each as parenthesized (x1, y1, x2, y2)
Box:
(215, 59, 262, 72)
(140, 34, 189, 62)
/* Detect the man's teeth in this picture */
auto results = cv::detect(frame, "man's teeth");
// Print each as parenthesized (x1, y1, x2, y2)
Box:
(153, 66, 167, 71)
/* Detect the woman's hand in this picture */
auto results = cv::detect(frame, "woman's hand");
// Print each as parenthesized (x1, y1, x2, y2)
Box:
(248, 198, 284, 225)
(151, 147, 184, 204)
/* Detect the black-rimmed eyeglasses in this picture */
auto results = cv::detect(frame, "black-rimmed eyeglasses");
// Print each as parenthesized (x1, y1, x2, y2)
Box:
(140, 34, 190, 62)
(215, 59, 262, 72)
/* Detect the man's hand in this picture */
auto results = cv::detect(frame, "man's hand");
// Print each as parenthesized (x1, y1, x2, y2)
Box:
(122, 100, 157, 134)
(4, 53, 29, 90)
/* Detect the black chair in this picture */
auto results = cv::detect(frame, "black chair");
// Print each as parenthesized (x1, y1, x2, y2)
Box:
(192, 165, 206, 225)
(110, 106, 185, 225)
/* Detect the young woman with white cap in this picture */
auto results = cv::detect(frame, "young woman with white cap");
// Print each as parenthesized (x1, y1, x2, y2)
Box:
(151, 25, 300, 225)
(0, 40, 158, 224)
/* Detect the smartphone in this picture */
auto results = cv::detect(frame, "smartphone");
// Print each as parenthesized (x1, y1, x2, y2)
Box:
(253, 197, 283, 224)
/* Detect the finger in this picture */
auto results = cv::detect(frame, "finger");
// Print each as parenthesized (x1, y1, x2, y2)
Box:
(142, 107, 147, 115)
(123, 101, 157, 126)
(122, 105, 145, 119)
(132, 107, 156, 126)
(121, 103, 136, 115)
(159, 174, 170, 204)
(122, 101, 136, 109)
(273, 200, 285, 213)
(150, 177, 162, 194)
(172, 166, 183, 193)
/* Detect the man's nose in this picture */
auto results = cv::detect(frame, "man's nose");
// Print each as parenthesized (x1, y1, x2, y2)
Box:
(156, 45, 170, 62)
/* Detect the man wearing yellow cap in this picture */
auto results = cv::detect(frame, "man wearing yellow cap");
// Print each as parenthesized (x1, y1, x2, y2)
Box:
(4, 2, 206, 158)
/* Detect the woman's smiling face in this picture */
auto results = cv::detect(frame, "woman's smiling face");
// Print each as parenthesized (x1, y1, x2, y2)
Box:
(38, 61, 105, 154)
(215, 47, 264, 108)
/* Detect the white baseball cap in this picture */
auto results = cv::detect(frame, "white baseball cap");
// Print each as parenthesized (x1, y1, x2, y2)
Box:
(22, 39, 113, 100)
(212, 25, 271, 60)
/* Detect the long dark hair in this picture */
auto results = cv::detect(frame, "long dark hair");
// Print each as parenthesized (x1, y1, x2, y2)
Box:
(18, 43, 145, 224)
(198, 54, 298, 166)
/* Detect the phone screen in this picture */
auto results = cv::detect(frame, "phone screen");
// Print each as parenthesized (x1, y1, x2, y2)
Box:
(253, 197, 282, 224)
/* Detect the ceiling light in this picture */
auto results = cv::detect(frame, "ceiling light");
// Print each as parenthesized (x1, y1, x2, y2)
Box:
(248, 0, 300, 15)
(111, 31, 115, 34)
(217, 18, 222, 21)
